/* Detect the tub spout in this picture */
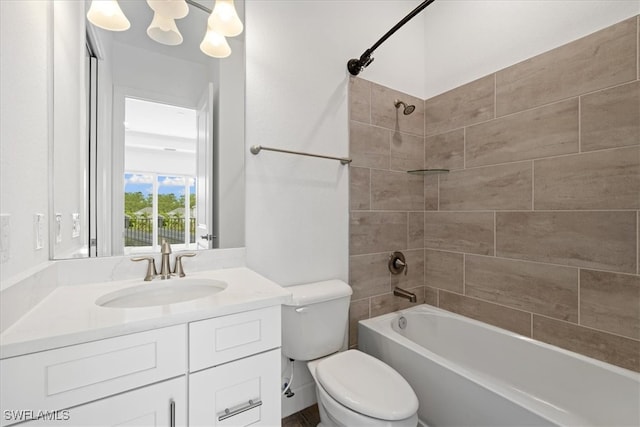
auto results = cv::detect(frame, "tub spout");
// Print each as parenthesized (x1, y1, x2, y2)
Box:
(393, 287, 417, 303)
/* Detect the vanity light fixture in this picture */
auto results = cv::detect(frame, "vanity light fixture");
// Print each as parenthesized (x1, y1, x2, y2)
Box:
(207, 0, 243, 37)
(147, 12, 184, 46)
(200, 26, 232, 58)
(86, 0, 244, 57)
(146, 0, 189, 46)
(86, 0, 131, 31)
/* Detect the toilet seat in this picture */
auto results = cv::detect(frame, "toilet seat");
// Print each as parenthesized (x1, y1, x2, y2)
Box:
(315, 350, 418, 421)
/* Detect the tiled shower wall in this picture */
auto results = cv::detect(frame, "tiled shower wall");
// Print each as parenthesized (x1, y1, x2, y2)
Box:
(348, 16, 640, 372)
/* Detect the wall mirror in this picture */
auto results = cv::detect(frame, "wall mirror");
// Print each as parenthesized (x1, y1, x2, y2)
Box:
(51, 0, 245, 260)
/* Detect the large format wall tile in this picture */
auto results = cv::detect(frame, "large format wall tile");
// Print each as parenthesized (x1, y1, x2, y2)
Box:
(580, 269, 640, 340)
(496, 211, 637, 273)
(349, 77, 371, 124)
(371, 83, 424, 136)
(371, 169, 424, 211)
(425, 75, 495, 136)
(349, 253, 391, 300)
(408, 212, 424, 249)
(439, 162, 532, 211)
(370, 286, 425, 317)
(466, 99, 579, 167)
(424, 175, 438, 211)
(391, 249, 425, 289)
(349, 299, 369, 348)
(438, 291, 532, 337)
(581, 80, 640, 152)
(465, 255, 578, 322)
(425, 129, 465, 170)
(350, 211, 407, 255)
(534, 146, 640, 210)
(350, 121, 389, 169)
(349, 167, 370, 210)
(425, 212, 494, 255)
(424, 250, 463, 293)
(391, 131, 425, 171)
(533, 315, 640, 372)
(496, 17, 637, 116)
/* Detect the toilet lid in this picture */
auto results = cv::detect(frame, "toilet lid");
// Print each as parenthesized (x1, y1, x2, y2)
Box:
(315, 350, 418, 421)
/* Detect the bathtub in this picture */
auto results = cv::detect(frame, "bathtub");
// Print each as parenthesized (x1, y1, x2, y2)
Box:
(358, 305, 640, 427)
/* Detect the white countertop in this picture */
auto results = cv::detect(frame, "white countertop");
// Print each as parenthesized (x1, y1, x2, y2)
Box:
(0, 267, 291, 359)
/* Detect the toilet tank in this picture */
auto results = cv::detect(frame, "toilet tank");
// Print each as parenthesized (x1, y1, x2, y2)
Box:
(281, 280, 352, 361)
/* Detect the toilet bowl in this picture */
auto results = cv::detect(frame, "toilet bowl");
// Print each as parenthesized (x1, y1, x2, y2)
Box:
(308, 350, 419, 427)
(281, 280, 419, 427)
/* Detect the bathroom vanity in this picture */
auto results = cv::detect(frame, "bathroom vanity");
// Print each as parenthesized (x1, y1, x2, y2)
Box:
(0, 268, 290, 427)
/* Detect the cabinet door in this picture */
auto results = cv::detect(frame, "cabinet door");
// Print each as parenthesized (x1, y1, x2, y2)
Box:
(9, 377, 186, 427)
(189, 349, 280, 427)
(1, 325, 186, 419)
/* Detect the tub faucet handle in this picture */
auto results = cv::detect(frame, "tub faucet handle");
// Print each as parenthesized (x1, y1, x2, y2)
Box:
(389, 251, 408, 275)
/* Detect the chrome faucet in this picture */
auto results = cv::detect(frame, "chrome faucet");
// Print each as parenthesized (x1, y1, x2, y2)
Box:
(393, 287, 417, 303)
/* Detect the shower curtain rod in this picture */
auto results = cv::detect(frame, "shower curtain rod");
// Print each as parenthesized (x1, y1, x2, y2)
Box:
(347, 0, 436, 76)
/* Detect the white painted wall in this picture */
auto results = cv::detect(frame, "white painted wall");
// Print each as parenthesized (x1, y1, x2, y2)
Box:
(423, 0, 640, 99)
(0, 1, 51, 283)
(245, 0, 424, 288)
(244, 0, 425, 416)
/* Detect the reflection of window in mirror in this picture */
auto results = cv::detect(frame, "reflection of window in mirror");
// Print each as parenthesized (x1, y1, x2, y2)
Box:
(122, 98, 198, 254)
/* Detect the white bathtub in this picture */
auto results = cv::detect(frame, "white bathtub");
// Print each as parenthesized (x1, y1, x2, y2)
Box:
(358, 305, 640, 427)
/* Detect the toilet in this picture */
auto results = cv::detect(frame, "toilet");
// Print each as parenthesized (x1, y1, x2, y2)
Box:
(282, 280, 419, 427)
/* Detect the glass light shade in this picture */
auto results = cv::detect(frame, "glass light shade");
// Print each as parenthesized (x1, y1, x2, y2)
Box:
(200, 27, 231, 58)
(87, 0, 130, 31)
(208, 0, 243, 37)
(146, 0, 189, 19)
(147, 13, 183, 46)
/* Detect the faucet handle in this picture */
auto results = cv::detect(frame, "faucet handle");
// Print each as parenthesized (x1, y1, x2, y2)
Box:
(131, 256, 158, 281)
(173, 253, 196, 277)
(388, 251, 408, 276)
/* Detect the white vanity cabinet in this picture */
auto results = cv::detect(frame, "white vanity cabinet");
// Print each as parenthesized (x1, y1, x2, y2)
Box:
(1, 305, 282, 427)
(17, 377, 187, 427)
(188, 306, 281, 426)
(1, 325, 187, 427)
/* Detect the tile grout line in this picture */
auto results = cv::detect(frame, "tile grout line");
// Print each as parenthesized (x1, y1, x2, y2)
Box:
(531, 160, 535, 211)
(578, 95, 582, 153)
(463, 126, 467, 170)
(493, 211, 497, 256)
(577, 268, 581, 326)
(462, 253, 466, 295)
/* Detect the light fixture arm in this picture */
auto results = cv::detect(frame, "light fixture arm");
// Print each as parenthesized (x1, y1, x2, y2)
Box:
(185, 0, 212, 14)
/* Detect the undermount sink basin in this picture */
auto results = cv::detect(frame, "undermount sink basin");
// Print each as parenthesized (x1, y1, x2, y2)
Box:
(96, 278, 227, 308)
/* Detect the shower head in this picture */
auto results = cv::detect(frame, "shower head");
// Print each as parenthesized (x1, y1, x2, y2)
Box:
(394, 99, 415, 115)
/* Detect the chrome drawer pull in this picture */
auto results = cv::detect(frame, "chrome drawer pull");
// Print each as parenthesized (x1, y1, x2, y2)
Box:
(170, 399, 175, 427)
(218, 399, 263, 421)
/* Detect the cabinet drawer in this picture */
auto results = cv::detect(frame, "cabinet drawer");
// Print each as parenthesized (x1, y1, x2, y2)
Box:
(189, 349, 281, 427)
(189, 306, 280, 372)
(12, 377, 186, 427)
(0, 325, 186, 423)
